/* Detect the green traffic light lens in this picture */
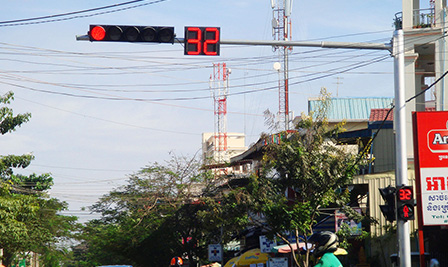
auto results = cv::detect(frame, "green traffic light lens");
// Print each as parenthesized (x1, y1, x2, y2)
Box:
(158, 27, 174, 43)
(141, 27, 157, 42)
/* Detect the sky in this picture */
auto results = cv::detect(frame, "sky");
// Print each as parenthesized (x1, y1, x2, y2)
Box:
(0, 0, 407, 222)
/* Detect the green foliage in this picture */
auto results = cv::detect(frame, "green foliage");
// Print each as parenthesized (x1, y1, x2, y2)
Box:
(0, 184, 79, 266)
(246, 88, 364, 267)
(78, 153, 249, 267)
(0, 154, 34, 178)
(0, 91, 31, 135)
(0, 91, 79, 266)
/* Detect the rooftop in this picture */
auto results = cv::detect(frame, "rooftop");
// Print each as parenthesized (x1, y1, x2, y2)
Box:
(308, 97, 394, 121)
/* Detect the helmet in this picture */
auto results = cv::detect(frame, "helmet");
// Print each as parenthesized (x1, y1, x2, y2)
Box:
(308, 231, 339, 257)
(429, 259, 440, 267)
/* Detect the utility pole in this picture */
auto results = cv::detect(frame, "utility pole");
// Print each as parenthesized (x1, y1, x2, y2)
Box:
(334, 77, 344, 97)
(393, 29, 411, 267)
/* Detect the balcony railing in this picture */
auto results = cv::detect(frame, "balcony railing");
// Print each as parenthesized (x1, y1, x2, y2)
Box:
(394, 8, 435, 30)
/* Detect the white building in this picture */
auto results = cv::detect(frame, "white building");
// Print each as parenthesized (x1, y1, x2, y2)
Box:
(202, 132, 247, 175)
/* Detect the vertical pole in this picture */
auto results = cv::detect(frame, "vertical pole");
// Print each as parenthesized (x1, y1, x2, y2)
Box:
(220, 226, 224, 267)
(393, 29, 412, 267)
(284, 45, 289, 130)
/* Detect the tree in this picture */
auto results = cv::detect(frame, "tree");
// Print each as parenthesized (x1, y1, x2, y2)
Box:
(0, 91, 79, 266)
(246, 89, 363, 267)
(0, 188, 79, 266)
(78, 152, 251, 267)
(79, 153, 207, 266)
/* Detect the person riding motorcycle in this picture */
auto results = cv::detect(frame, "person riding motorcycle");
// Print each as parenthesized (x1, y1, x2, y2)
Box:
(308, 231, 343, 267)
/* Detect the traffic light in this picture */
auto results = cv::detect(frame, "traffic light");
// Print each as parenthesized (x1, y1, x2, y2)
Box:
(184, 26, 220, 56)
(88, 25, 175, 43)
(396, 185, 415, 221)
(379, 186, 396, 222)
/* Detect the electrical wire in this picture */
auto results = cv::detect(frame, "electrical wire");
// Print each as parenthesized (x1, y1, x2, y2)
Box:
(349, 68, 448, 173)
(0, 0, 170, 27)
(13, 95, 203, 135)
(0, 49, 392, 102)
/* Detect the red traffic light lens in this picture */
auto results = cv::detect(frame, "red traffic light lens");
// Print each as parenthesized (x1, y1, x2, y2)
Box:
(90, 26, 106, 41)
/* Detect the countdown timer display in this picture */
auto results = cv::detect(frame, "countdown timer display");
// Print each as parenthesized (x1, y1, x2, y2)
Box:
(184, 27, 220, 56)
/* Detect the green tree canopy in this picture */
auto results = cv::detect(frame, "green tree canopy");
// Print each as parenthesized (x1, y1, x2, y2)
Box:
(245, 89, 364, 267)
(78, 153, 251, 267)
(0, 91, 79, 267)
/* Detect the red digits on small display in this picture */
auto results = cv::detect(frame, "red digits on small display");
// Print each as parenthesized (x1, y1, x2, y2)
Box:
(398, 188, 412, 201)
(204, 28, 219, 56)
(186, 27, 201, 55)
(184, 27, 220, 56)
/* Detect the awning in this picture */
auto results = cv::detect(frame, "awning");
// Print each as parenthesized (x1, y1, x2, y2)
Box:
(235, 248, 269, 266)
(271, 244, 347, 256)
(271, 243, 313, 253)
(223, 256, 239, 267)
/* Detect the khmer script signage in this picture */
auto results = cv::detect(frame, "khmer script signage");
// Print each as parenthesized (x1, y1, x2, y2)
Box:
(413, 111, 448, 226)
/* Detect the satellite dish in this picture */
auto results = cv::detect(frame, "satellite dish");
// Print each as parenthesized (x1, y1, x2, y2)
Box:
(273, 62, 281, 71)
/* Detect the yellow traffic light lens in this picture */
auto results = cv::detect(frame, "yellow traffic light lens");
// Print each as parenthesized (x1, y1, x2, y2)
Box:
(108, 26, 123, 41)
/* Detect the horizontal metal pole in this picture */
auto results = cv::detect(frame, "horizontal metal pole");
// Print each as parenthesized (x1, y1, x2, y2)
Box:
(218, 39, 392, 51)
(76, 35, 392, 51)
(76, 35, 89, 41)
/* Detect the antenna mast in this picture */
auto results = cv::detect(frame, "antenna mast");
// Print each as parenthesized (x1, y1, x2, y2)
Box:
(272, 0, 292, 131)
(210, 63, 229, 163)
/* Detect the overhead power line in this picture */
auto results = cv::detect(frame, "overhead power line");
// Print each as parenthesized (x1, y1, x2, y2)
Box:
(350, 68, 448, 171)
(0, 0, 169, 27)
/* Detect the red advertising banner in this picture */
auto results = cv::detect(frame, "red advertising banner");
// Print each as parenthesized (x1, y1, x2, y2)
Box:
(413, 111, 448, 226)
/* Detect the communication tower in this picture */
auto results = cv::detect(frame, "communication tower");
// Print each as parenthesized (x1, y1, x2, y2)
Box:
(210, 63, 230, 163)
(272, 0, 293, 130)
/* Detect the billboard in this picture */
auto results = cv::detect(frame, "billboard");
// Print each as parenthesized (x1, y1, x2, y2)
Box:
(413, 111, 448, 226)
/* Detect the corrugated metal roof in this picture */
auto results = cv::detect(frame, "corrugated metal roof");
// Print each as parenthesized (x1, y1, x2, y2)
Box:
(308, 97, 394, 121)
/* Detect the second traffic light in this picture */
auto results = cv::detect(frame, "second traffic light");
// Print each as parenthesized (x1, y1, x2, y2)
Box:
(89, 25, 175, 43)
(396, 185, 415, 221)
(379, 186, 396, 222)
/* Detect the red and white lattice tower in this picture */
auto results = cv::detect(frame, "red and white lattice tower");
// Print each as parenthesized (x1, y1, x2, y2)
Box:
(272, 0, 292, 131)
(210, 63, 229, 163)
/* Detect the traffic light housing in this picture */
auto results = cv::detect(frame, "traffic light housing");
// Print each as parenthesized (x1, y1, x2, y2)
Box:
(89, 25, 175, 43)
(396, 185, 415, 221)
(379, 186, 396, 222)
